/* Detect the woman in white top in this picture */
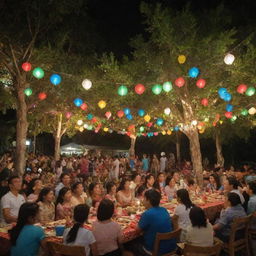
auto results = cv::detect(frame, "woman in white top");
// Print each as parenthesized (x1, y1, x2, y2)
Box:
(63, 204, 97, 256)
(186, 206, 213, 247)
(164, 176, 176, 200)
(173, 189, 194, 242)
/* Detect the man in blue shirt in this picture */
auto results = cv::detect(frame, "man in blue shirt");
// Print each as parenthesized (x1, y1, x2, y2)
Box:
(142, 154, 149, 173)
(136, 189, 176, 255)
(247, 182, 256, 229)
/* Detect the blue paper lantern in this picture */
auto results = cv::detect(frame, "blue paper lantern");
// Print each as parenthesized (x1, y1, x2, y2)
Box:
(174, 126, 179, 131)
(156, 118, 164, 126)
(74, 98, 83, 107)
(223, 93, 232, 102)
(123, 108, 130, 115)
(188, 67, 199, 78)
(87, 113, 93, 120)
(218, 88, 227, 98)
(50, 74, 62, 85)
(226, 104, 233, 112)
(126, 114, 133, 120)
(138, 109, 145, 117)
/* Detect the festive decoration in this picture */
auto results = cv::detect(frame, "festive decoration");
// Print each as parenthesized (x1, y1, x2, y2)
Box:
(231, 115, 237, 122)
(144, 114, 151, 122)
(246, 87, 256, 96)
(79, 127, 84, 132)
(138, 109, 145, 117)
(162, 131, 166, 135)
(103, 127, 109, 132)
(188, 67, 199, 78)
(66, 112, 72, 119)
(147, 122, 153, 127)
(80, 103, 88, 110)
(32, 67, 44, 79)
(156, 118, 164, 126)
(226, 104, 233, 112)
(126, 114, 133, 120)
(139, 126, 145, 132)
(167, 130, 172, 135)
(201, 98, 208, 106)
(178, 55, 186, 64)
(82, 79, 92, 90)
(118, 85, 128, 96)
(135, 84, 145, 95)
(163, 82, 172, 92)
(196, 79, 206, 89)
(174, 126, 179, 131)
(225, 112, 232, 119)
(77, 120, 83, 126)
(117, 110, 124, 118)
(74, 98, 83, 107)
(50, 74, 62, 85)
(191, 120, 198, 126)
(237, 84, 247, 94)
(38, 92, 47, 100)
(164, 108, 171, 115)
(223, 93, 232, 102)
(105, 111, 112, 119)
(248, 107, 256, 115)
(84, 124, 88, 129)
(224, 53, 235, 65)
(87, 113, 93, 120)
(123, 108, 130, 115)
(241, 109, 248, 116)
(98, 100, 106, 109)
(24, 88, 32, 96)
(22, 62, 32, 72)
(218, 88, 227, 98)
(175, 77, 185, 88)
(152, 84, 162, 95)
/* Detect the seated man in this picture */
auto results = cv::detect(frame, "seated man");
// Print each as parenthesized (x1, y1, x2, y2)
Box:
(213, 192, 246, 242)
(55, 173, 71, 197)
(1, 176, 25, 223)
(136, 189, 176, 255)
(224, 176, 245, 204)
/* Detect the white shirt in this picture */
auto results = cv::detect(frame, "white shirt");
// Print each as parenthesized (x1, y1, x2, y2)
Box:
(63, 227, 96, 256)
(113, 159, 120, 173)
(174, 204, 192, 230)
(160, 157, 167, 172)
(231, 189, 245, 204)
(0, 191, 25, 223)
(55, 183, 64, 197)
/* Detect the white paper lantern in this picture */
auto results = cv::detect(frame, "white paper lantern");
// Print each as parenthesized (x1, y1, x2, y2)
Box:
(82, 79, 92, 90)
(164, 108, 171, 115)
(248, 107, 256, 115)
(77, 120, 83, 126)
(84, 124, 88, 129)
(224, 53, 235, 65)
(191, 120, 198, 126)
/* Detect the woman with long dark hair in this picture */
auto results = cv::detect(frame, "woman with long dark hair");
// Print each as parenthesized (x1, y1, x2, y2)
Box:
(207, 174, 222, 192)
(71, 182, 87, 207)
(86, 182, 102, 207)
(63, 204, 97, 256)
(56, 187, 73, 220)
(27, 178, 43, 203)
(116, 178, 133, 207)
(9, 202, 46, 256)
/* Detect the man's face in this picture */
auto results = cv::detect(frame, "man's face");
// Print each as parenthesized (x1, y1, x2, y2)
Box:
(223, 180, 232, 191)
(62, 175, 70, 186)
(10, 178, 22, 191)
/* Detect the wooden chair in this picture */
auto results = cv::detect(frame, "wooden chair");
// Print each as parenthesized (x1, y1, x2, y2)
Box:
(47, 241, 86, 256)
(152, 228, 181, 256)
(183, 238, 223, 256)
(171, 215, 179, 230)
(248, 211, 256, 255)
(223, 214, 253, 256)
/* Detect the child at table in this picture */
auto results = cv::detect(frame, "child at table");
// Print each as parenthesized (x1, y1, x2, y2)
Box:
(63, 204, 97, 256)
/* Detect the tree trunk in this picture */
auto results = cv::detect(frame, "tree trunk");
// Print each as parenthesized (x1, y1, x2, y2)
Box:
(215, 129, 224, 167)
(33, 134, 36, 154)
(129, 135, 136, 156)
(176, 132, 181, 164)
(15, 85, 28, 176)
(54, 114, 63, 161)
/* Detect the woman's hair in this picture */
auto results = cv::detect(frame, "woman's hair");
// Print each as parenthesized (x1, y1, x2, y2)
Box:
(56, 187, 71, 205)
(118, 178, 129, 191)
(9, 203, 39, 245)
(97, 199, 114, 221)
(157, 172, 165, 181)
(248, 181, 256, 194)
(227, 177, 239, 189)
(88, 182, 99, 196)
(144, 189, 161, 207)
(189, 206, 207, 228)
(209, 174, 221, 189)
(66, 204, 90, 243)
(71, 182, 83, 193)
(136, 184, 146, 197)
(37, 187, 53, 202)
(26, 178, 40, 196)
(176, 189, 194, 210)
(165, 176, 173, 187)
(144, 174, 154, 186)
(227, 192, 241, 206)
(187, 178, 195, 187)
(106, 181, 115, 194)
(131, 173, 140, 181)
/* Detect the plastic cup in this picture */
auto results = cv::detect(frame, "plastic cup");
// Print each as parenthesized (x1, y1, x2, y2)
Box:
(55, 225, 65, 236)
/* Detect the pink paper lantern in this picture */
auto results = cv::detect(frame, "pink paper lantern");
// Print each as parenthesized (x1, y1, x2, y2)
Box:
(175, 77, 185, 88)
(201, 98, 209, 106)
(105, 111, 112, 119)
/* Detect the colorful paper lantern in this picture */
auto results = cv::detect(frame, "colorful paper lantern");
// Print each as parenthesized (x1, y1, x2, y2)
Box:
(188, 67, 199, 78)
(163, 82, 172, 92)
(196, 79, 206, 89)
(147, 122, 153, 127)
(138, 109, 145, 117)
(156, 118, 164, 126)
(144, 114, 151, 122)
(103, 127, 109, 132)
(84, 124, 88, 129)
(231, 115, 237, 122)
(178, 55, 186, 64)
(237, 84, 247, 94)
(32, 67, 44, 79)
(126, 114, 133, 120)
(226, 104, 233, 112)
(167, 130, 172, 135)
(24, 88, 32, 96)
(50, 74, 62, 85)
(152, 84, 162, 95)
(118, 85, 128, 96)
(135, 84, 145, 95)
(224, 53, 235, 65)
(223, 93, 232, 102)
(201, 98, 208, 106)
(38, 92, 47, 100)
(80, 103, 88, 110)
(218, 88, 227, 98)
(175, 77, 185, 88)
(123, 108, 130, 115)
(225, 112, 232, 119)
(98, 100, 106, 109)
(162, 131, 166, 135)
(139, 126, 145, 132)
(77, 120, 83, 126)
(22, 62, 32, 72)
(74, 98, 83, 107)
(79, 127, 84, 132)
(66, 112, 72, 119)
(174, 126, 179, 131)
(117, 110, 124, 118)
(164, 108, 171, 115)
(154, 132, 158, 136)
(82, 79, 92, 90)
(105, 111, 112, 119)
(246, 87, 256, 96)
(248, 107, 256, 115)
(241, 109, 248, 116)
(87, 113, 93, 120)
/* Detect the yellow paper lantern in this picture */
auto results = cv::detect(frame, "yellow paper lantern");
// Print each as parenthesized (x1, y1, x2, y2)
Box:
(248, 107, 256, 115)
(167, 130, 172, 135)
(162, 131, 166, 135)
(103, 127, 109, 132)
(79, 127, 84, 132)
(199, 128, 205, 134)
(178, 55, 186, 64)
(98, 100, 106, 109)
(144, 114, 151, 122)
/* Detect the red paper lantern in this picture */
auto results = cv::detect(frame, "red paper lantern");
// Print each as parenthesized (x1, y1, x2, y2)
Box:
(22, 62, 32, 72)
(105, 111, 112, 119)
(92, 117, 97, 123)
(126, 132, 131, 137)
(175, 77, 185, 88)
(237, 84, 247, 94)
(147, 122, 153, 127)
(201, 98, 209, 106)
(225, 112, 232, 119)
(80, 103, 88, 110)
(38, 92, 47, 100)
(135, 84, 146, 95)
(196, 79, 206, 88)
(117, 110, 124, 118)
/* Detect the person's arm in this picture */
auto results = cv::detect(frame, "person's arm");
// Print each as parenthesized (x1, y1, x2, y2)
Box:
(90, 242, 98, 256)
(2, 208, 17, 223)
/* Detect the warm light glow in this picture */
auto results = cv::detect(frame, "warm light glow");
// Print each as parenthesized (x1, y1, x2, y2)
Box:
(77, 120, 83, 126)
(248, 107, 256, 115)
(224, 53, 235, 65)
(191, 120, 198, 126)
(82, 79, 92, 90)
(164, 108, 171, 115)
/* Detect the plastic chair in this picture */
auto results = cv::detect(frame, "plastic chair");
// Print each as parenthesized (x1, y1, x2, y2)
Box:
(47, 241, 86, 256)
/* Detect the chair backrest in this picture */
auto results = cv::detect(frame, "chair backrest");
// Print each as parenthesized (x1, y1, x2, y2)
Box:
(47, 241, 86, 256)
(171, 215, 179, 230)
(152, 228, 181, 256)
(183, 238, 223, 256)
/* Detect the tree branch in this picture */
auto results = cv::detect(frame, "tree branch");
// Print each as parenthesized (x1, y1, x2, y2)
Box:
(9, 43, 21, 78)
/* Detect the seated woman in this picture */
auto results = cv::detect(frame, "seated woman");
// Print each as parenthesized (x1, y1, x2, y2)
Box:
(155, 172, 166, 194)
(71, 182, 87, 207)
(93, 199, 123, 256)
(9, 202, 46, 256)
(116, 179, 133, 207)
(86, 182, 103, 208)
(27, 178, 43, 203)
(63, 204, 97, 256)
(129, 173, 141, 196)
(37, 187, 55, 224)
(56, 187, 73, 220)
(186, 178, 200, 196)
(105, 181, 117, 204)
(185, 206, 213, 246)
(207, 174, 223, 192)
(164, 176, 176, 200)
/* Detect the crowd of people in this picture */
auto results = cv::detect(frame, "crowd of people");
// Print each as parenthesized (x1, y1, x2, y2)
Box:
(0, 151, 256, 256)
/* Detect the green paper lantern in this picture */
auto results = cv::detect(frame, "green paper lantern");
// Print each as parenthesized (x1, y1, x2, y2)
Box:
(163, 81, 172, 92)
(241, 109, 248, 116)
(24, 88, 32, 96)
(118, 85, 128, 96)
(139, 126, 145, 132)
(246, 87, 256, 96)
(32, 67, 44, 79)
(231, 115, 237, 122)
(152, 84, 162, 95)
